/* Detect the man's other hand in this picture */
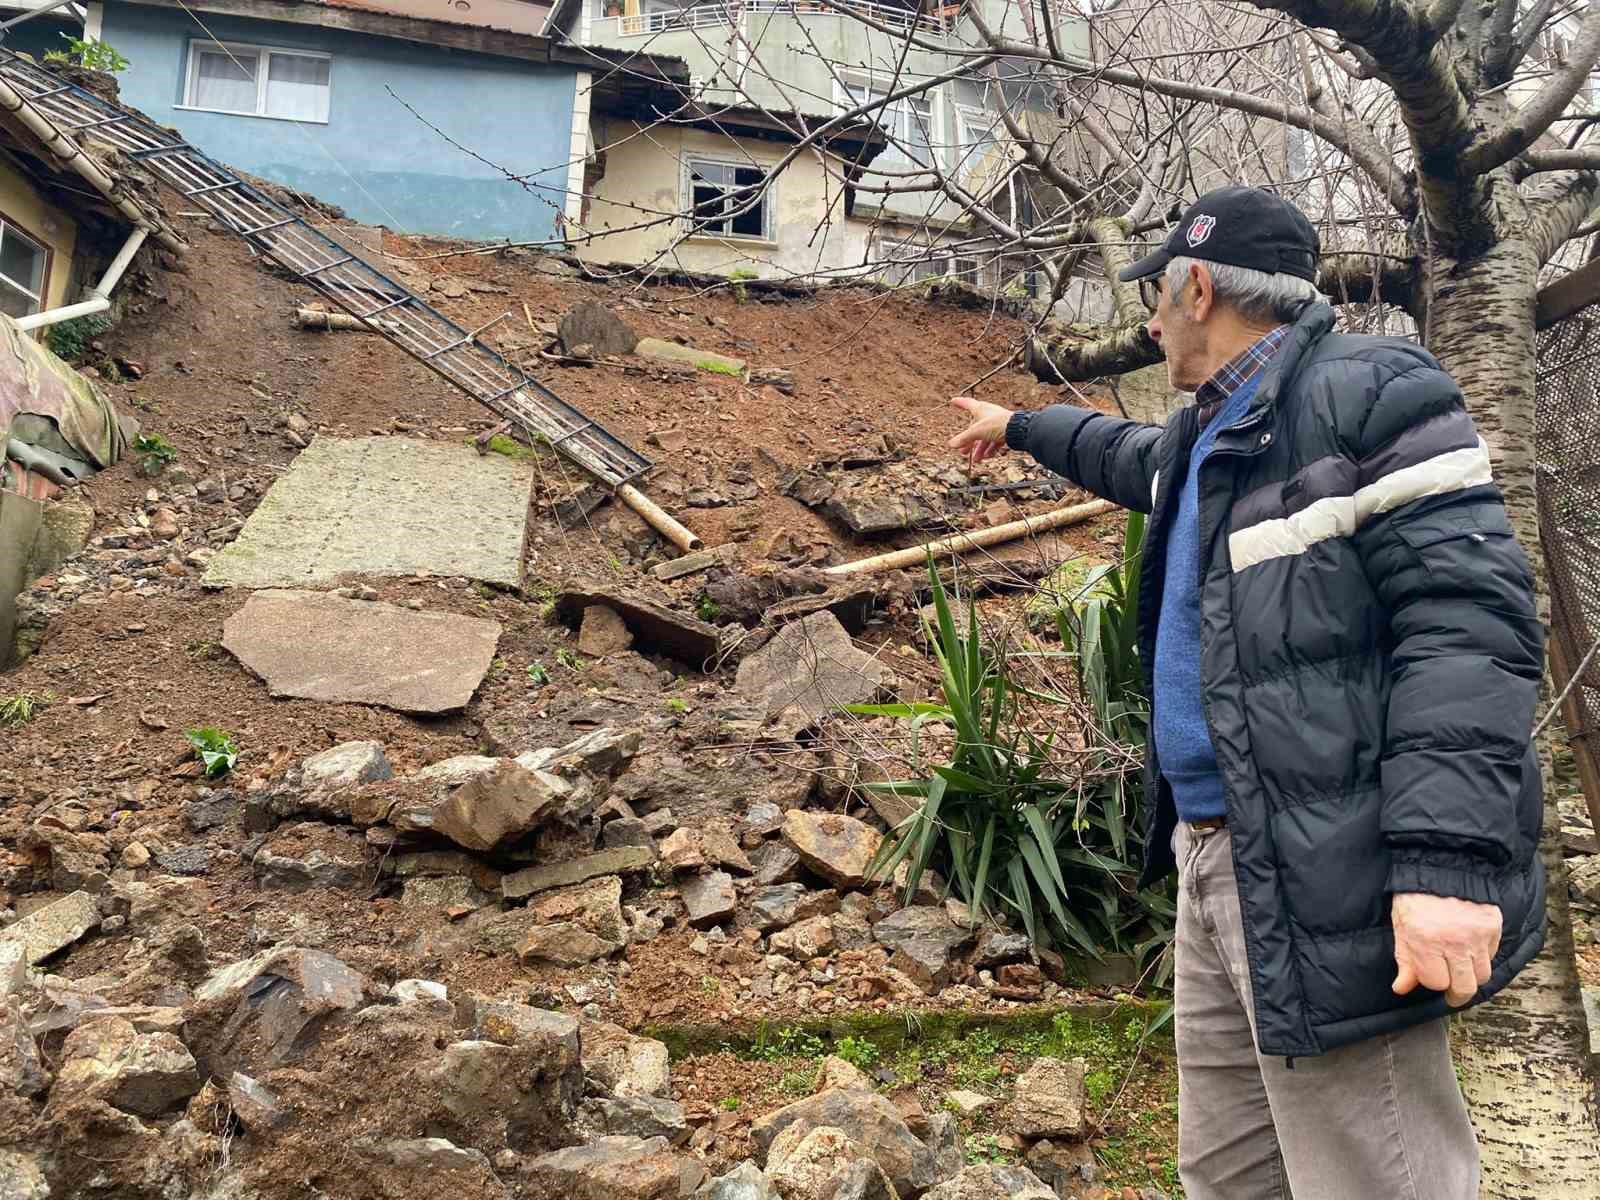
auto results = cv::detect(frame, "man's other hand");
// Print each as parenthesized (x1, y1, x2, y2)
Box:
(948, 396, 1014, 468)
(1391, 891, 1502, 1007)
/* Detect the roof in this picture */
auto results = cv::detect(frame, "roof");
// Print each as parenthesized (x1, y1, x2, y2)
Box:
(318, 0, 550, 39)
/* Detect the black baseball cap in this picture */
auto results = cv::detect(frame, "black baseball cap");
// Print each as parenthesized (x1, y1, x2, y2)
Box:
(1117, 186, 1319, 284)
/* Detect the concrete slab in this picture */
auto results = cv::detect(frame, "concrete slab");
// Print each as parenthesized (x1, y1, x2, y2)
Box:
(223, 589, 501, 714)
(0, 890, 100, 967)
(203, 437, 532, 591)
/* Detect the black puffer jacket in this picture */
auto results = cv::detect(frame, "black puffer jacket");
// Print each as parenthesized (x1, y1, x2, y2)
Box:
(1008, 303, 1545, 1057)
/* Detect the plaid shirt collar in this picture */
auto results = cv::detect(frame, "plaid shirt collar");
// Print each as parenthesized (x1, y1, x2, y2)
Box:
(1194, 325, 1289, 428)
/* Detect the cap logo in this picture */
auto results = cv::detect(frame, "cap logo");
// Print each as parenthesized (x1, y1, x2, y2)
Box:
(1187, 214, 1216, 247)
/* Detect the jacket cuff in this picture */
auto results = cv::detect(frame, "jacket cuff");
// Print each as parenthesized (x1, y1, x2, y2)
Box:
(1386, 855, 1499, 904)
(1005, 410, 1034, 451)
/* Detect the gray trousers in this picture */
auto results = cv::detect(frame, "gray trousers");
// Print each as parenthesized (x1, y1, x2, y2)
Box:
(1173, 822, 1479, 1200)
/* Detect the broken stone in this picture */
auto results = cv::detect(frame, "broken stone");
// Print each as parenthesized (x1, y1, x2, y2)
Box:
(226, 1071, 287, 1130)
(412, 754, 501, 785)
(893, 861, 947, 907)
(681, 871, 738, 929)
(223, 590, 501, 714)
(519, 923, 622, 967)
(1, 1001, 47, 1097)
(604, 817, 655, 850)
(767, 1124, 897, 1200)
(1571, 854, 1600, 906)
(0, 1150, 49, 1200)
(1011, 1057, 1087, 1139)
(782, 810, 883, 890)
(1023, 1139, 1097, 1197)
(944, 1089, 995, 1116)
(527, 875, 628, 942)
(0, 890, 99, 967)
(194, 947, 370, 1072)
(643, 809, 678, 837)
(253, 824, 367, 891)
(744, 802, 786, 838)
(401, 875, 495, 910)
(753, 843, 804, 886)
(924, 1164, 1056, 1200)
(753, 1088, 939, 1198)
(748, 883, 838, 932)
(972, 929, 1032, 969)
(661, 828, 708, 872)
(408, 759, 568, 853)
(386, 849, 502, 892)
(873, 908, 975, 992)
(652, 545, 736, 583)
(816, 1055, 874, 1093)
(771, 916, 836, 960)
(392, 979, 449, 1006)
(582, 1021, 671, 1099)
(502, 846, 655, 900)
(429, 1031, 582, 1147)
(580, 1094, 689, 1143)
(184, 789, 241, 832)
(154, 845, 211, 876)
(697, 1161, 781, 1200)
(363, 1136, 493, 1174)
(556, 586, 720, 666)
(927, 1111, 966, 1183)
(0, 942, 26, 999)
(300, 741, 393, 796)
(559, 301, 639, 358)
(580, 604, 635, 657)
(528, 1135, 707, 1200)
(635, 336, 745, 375)
(53, 1015, 201, 1116)
(736, 611, 892, 723)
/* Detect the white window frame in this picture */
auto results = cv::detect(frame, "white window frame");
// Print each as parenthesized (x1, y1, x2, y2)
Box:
(0, 218, 48, 318)
(684, 156, 776, 244)
(878, 237, 949, 286)
(179, 40, 332, 124)
(835, 76, 938, 164)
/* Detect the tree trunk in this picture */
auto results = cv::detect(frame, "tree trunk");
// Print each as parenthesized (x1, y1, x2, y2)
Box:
(1422, 227, 1600, 1196)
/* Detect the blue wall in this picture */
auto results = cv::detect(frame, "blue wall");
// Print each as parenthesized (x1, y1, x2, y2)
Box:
(98, 4, 575, 242)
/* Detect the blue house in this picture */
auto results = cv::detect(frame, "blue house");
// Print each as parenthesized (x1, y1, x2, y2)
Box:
(88, 0, 676, 243)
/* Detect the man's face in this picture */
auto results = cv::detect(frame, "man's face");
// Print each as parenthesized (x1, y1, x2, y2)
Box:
(1142, 267, 1209, 393)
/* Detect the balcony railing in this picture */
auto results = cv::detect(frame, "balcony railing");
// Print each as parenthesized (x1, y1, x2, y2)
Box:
(608, 0, 955, 37)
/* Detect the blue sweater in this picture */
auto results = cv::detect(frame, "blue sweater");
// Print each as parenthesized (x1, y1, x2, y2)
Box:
(1154, 373, 1263, 822)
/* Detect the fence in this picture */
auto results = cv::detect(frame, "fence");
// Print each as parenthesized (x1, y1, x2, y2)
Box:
(1536, 308, 1600, 819)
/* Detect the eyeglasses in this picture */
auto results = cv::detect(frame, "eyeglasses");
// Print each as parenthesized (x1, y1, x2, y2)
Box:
(1138, 276, 1164, 313)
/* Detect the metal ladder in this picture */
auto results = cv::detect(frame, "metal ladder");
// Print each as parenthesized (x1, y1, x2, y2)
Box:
(0, 50, 652, 490)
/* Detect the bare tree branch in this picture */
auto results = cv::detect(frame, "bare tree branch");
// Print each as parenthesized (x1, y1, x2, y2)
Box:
(1464, 1, 1600, 174)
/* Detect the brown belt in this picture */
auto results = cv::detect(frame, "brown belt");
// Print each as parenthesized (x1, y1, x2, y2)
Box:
(1187, 815, 1227, 833)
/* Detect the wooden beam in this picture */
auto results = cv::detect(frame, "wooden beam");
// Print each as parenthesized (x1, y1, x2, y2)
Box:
(1536, 255, 1600, 330)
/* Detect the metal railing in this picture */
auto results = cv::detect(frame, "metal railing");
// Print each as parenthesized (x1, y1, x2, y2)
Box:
(0, 50, 652, 490)
(608, 0, 953, 37)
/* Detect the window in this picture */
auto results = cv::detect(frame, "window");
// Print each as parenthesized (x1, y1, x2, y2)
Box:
(0, 220, 47, 319)
(184, 41, 331, 123)
(687, 159, 771, 241)
(836, 78, 935, 165)
(879, 238, 949, 286)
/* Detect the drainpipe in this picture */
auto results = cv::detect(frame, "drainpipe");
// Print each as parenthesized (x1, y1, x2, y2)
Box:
(13, 225, 145, 331)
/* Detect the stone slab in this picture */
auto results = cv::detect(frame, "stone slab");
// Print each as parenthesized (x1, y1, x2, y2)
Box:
(0, 490, 43, 669)
(634, 337, 746, 375)
(203, 437, 532, 590)
(0, 889, 99, 967)
(224, 589, 501, 714)
(502, 846, 655, 900)
(555, 585, 719, 666)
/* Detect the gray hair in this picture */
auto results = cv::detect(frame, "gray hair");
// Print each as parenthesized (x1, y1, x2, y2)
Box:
(1165, 255, 1322, 324)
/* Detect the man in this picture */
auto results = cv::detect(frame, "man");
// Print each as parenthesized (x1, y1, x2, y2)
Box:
(950, 187, 1545, 1199)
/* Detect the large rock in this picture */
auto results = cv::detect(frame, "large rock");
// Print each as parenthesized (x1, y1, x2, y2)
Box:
(252, 823, 367, 891)
(753, 1088, 939, 1198)
(923, 1165, 1055, 1200)
(582, 1021, 671, 1099)
(0, 1001, 47, 1097)
(502, 845, 655, 900)
(362, 1136, 494, 1175)
(0, 889, 99, 967)
(52, 1016, 201, 1116)
(580, 1094, 690, 1142)
(815, 1055, 874, 1093)
(429, 1033, 582, 1146)
(1023, 1140, 1097, 1197)
(227, 1072, 288, 1131)
(697, 1161, 781, 1200)
(1011, 1057, 1087, 1139)
(559, 300, 640, 357)
(871, 909, 975, 992)
(1571, 854, 1600, 905)
(926, 1113, 965, 1183)
(522, 874, 627, 945)
(580, 604, 635, 657)
(556, 585, 721, 666)
(782, 810, 883, 890)
(393, 759, 569, 852)
(223, 590, 501, 714)
(767, 1124, 898, 1200)
(519, 923, 622, 967)
(300, 740, 392, 795)
(972, 929, 1032, 969)
(0, 1150, 48, 1200)
(749, 884, 837, 932)
(528, 1135, 707, 1200)
(193, 947, 370, 1072)
(681, 871, 738, 929)
(736, 611, 892, 722)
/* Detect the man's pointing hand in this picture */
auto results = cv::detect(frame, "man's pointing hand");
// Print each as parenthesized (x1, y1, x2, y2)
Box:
(948, 396, 1014, 469)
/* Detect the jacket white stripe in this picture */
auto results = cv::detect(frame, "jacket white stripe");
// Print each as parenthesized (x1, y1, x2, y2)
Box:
(1228, 439, 1493, 572)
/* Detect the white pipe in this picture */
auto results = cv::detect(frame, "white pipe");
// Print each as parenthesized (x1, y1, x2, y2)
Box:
(15, 225, 146, 331)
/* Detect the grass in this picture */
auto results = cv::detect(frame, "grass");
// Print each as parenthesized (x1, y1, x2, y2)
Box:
(475, 434, 539, 462)
(666, 697, 690, 714)
(556, 648, 581, 671)
(696, 595, 722, 623)
(526, 662, 550, 686)
(0, 693, 50, 727)
(834, 1035, 880, 1071)
(183, 727, 239, 778)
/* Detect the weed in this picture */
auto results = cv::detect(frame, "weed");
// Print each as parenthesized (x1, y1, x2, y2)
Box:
(186, 639, 223, 660)
(183, 727, 239, 778)
(488, 657, 507, 677)
(700, 976, 719, 997)
(133, 432, 179, 477)
(728, 267, 758, 303)
(718, 1096, 741, 1112)
(556, 648, 581, 670)
(752, 1026, 826, 1063)
(44, 33, 129, 72)
(0, 693, 50, 727)
(696, 594, 722, 623)
(527, 662, 551, 686)
(965, 1133, 1015, 1167)
(666, 697, 690, 714)
(1084, 1069, 1115, 1106)
(779, 1068, 816, 1097)
(833, 1035, 880, 1071)
(44, 313, 112, 363)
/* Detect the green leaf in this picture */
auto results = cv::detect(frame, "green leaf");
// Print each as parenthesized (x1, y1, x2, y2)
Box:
(932, 765, 1001, 794)
(1020, 805, 1069, 896)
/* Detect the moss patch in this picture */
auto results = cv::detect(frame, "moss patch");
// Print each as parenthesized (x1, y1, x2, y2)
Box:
(471, 434, 540, 462)
(696, 358, 744, 376)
